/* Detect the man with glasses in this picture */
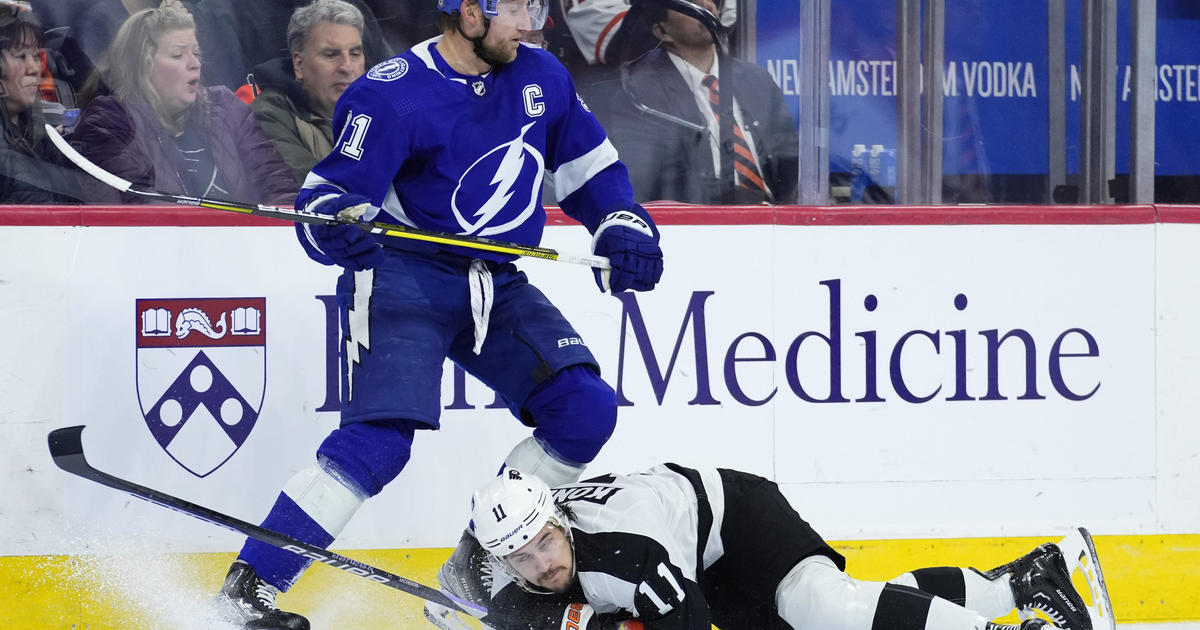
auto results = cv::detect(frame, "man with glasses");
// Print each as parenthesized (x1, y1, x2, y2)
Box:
(213, 1, 663, 628)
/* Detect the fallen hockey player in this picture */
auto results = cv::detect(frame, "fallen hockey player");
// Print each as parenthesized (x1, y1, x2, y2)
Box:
(426, 466, 1113, 630)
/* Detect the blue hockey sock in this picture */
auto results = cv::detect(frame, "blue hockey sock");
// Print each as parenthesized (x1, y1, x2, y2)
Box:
(238, 492, 335, 591)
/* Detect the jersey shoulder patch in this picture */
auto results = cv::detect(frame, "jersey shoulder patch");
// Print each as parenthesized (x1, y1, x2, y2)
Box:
(367, 57, 409, 81)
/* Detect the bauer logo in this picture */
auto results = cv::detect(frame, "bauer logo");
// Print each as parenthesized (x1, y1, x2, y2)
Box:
(135, 298, 267, 477)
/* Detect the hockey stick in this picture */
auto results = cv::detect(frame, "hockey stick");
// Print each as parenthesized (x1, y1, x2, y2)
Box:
(44, 124, 610, 269)
(46, 425, 488, 619)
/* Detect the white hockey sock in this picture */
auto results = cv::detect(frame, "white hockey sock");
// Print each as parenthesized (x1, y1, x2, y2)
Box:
(963, 568, 1017, 618)
(778, 557, 997, 630)
(889, 568, 1017, 619)
(777, 555, 884, 630)
(924, 596, 992, 630)
(282, 462, 367, 537)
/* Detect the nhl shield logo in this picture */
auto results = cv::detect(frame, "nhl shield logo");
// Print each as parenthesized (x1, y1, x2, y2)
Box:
(135, 298, 266, 477)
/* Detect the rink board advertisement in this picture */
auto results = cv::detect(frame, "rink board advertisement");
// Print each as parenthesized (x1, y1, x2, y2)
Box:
(3, 206, 1200, 626)
(756, 0, 1200, 176)
(0, 209, 1171, 556)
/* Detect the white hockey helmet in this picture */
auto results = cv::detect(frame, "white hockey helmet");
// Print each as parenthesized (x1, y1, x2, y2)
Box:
(471, 468, 557, 556)
(470, 469, 574, 591)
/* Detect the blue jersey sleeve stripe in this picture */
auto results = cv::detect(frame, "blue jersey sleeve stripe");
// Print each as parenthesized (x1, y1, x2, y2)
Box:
(551, 138, 620, 202)
(380, 184, 412, 226)
(411, 38, 442, 75)
(301, 171, 345, 193)
(299, 222, 327, 255)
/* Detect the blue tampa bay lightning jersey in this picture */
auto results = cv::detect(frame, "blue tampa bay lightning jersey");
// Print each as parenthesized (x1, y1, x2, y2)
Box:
(297, 36, 637, 263)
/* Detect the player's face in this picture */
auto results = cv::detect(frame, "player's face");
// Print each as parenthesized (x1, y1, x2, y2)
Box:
(0, 35, 42, 120)
(294, 21, 364, 117)
(149, 28, 202, 116)
(506, 523, 574, 593)
(477, 0, 547, 65)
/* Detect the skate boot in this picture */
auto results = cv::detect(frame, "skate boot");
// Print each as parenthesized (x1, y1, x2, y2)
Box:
(424, 529, 494, 630)
(974, 544, 1091, 630)
(214, 560, 310, 630)
(987, 619, 1057, 630)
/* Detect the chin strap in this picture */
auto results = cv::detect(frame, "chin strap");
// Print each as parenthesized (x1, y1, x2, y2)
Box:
(458, 16, 493, 64)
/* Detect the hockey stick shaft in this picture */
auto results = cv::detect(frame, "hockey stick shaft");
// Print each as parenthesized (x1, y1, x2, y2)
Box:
(46, 425, 486, 618)
(45, 124, 609, 269)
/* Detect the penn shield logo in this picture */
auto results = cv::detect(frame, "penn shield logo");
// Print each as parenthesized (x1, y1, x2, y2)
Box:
(136, 298, 266, 477)
(451, 122, 545, 237)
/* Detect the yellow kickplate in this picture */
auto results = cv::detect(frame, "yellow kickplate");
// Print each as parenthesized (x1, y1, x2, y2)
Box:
(1, 535, 1196, 629)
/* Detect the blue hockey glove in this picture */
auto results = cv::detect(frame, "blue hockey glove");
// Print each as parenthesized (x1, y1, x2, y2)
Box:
(303, 192, 383, 271)
(591, 206, 663, 293)
(309, 223, 383, 271)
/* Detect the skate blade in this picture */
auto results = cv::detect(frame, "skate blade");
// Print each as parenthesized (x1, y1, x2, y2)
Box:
(424, 601, 477, 630)
(1057, 527, 1117, 630)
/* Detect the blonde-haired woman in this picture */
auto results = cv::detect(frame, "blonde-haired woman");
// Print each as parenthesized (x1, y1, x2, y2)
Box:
(71, 5, 295, 204)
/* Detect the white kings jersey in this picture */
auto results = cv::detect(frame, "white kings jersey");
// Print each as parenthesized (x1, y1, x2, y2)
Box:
(296, 36, 636, 264)
(491, 465, 728, 628)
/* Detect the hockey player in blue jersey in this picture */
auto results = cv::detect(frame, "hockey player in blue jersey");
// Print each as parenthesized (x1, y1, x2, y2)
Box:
(212, 0, 663, 627)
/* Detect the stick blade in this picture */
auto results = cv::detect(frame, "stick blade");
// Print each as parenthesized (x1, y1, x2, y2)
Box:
(42, 424, 484, 616)
(48, 424, 89, 474)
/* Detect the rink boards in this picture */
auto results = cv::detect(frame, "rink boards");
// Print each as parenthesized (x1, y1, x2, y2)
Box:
(1, 204, 1198, 627)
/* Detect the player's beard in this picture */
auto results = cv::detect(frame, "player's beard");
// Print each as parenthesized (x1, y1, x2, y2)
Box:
(476, 35, 517, 66)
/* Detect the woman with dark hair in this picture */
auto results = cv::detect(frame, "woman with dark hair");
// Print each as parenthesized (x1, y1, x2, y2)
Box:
(0, 5, 94, 203)
(70, 5, 296, 205)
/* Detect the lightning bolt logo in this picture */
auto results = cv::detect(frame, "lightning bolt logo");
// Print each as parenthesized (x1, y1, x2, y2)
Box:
(473, 122, 534, 226)
(452, 122, 544, 236)
(345, 269, 374, 401)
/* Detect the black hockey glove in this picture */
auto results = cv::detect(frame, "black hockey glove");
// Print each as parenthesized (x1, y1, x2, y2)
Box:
(306, 193, 383, 271)
(591, 206, 664, 293)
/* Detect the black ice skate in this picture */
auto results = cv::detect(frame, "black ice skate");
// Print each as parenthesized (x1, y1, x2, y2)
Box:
(424, 529, 494, 630)
(974, 544, 1091, 630)
(214, 560, 310, 630)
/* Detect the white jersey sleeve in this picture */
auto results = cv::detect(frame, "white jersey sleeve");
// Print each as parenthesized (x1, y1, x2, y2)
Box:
(553, 466, 724, 628)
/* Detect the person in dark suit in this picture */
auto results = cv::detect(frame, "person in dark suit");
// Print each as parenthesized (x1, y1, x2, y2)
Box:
(603, 0, 798, 205)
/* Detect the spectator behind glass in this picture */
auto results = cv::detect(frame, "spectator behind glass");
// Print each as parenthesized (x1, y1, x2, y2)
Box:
(28, 0, 192, 90)
(189, 0, 392, 90)
(551, 0, 735, 68)
(250, 0, 366, 184)
(0, 5, 98, 203)
(70, 6, 297, 205)
(603, 0, 798, 204)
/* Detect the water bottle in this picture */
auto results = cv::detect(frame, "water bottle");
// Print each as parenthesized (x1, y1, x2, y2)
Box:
(868, 144, 884, 189)
(849, 144, 867, 203)
(877, 145, 898, 203)
(62, 108, 80, 132)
